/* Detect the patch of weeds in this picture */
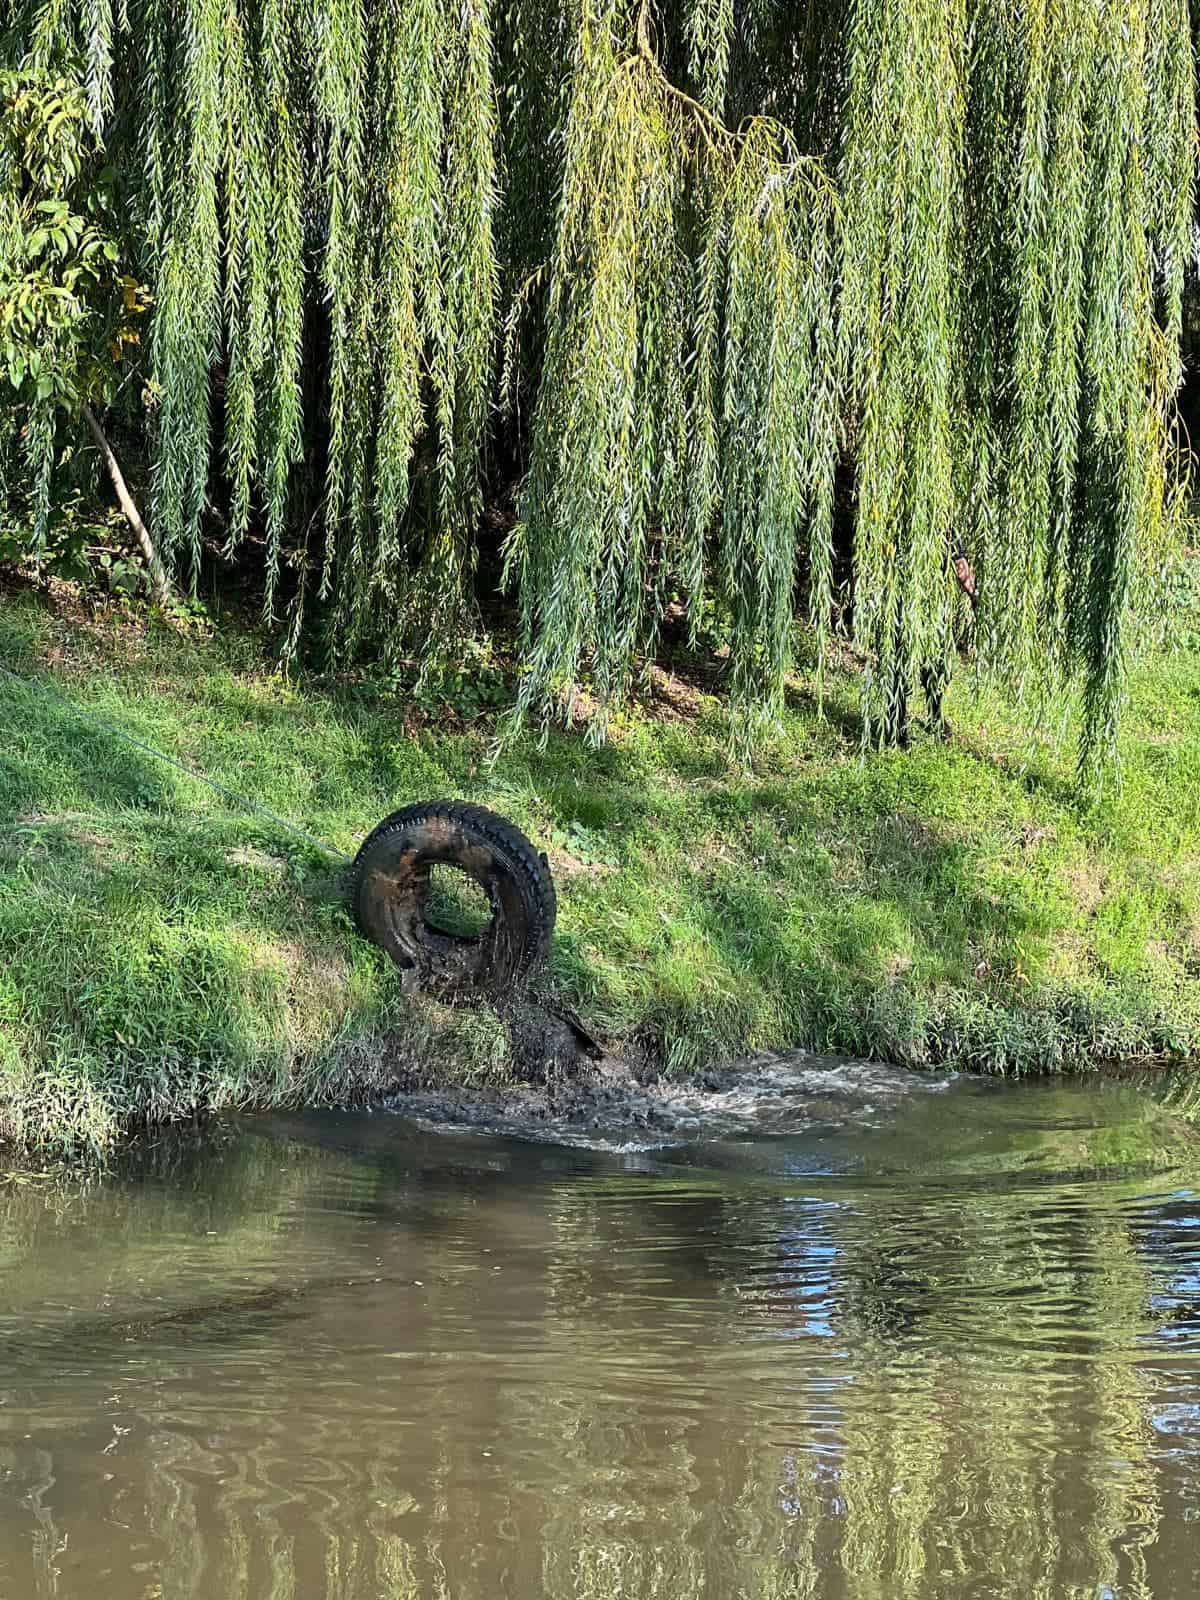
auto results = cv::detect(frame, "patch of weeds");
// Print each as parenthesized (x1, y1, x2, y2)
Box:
(547, 819, 618, 869)
(382, 638, 510, 725)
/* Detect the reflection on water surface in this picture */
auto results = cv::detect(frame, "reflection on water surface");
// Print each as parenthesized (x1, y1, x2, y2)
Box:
(0, 1073, 1198, 1597)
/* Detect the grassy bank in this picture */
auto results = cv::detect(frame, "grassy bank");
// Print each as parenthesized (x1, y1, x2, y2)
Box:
(2, 565, 1199, 1155)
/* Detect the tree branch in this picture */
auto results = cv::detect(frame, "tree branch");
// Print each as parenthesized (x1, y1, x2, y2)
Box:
(80, 401, 171, 606)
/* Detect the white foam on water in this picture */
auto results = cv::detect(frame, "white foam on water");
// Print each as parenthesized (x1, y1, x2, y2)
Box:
(391, 1053, 959, 1151)
(406, 1114, 679, 1155)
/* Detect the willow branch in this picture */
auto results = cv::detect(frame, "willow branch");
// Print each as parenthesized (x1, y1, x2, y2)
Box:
(629, 5, 836, 200)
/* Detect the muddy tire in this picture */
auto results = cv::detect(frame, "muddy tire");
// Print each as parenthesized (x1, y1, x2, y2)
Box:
(353, 801, 556, 999)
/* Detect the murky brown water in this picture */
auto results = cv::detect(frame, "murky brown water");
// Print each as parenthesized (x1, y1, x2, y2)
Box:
(1, 1069, 1199, 1598)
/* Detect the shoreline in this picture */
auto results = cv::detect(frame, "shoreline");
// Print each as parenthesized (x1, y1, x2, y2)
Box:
(1, 569, 1198, 1158)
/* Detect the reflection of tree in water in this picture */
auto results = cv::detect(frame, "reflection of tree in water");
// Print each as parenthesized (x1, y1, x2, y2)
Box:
(0, 1129, 1196, 1597)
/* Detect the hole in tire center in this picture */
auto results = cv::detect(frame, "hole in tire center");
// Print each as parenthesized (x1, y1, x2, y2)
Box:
(423, 862, 493, 939)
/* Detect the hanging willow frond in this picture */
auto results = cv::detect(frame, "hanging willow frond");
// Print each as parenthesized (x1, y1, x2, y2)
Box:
(147, 0, 223, 573)
(685, 0, 732, 111)
(1, 0, 1195, 773)
(14, 0, 500, 652)
(507, 10, 839, 741)
(959, 0, 1193, 772)
(840, 0, 967, 746)
(317, 0, 500, 659)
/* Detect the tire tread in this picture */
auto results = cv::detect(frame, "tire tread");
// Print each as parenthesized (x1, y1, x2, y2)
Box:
(353, 800, 556, 980)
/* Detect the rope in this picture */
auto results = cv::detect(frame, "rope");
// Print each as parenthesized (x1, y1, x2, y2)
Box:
(0, 660, 354, 864)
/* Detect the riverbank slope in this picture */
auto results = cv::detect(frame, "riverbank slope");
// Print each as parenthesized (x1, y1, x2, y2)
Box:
(2, 565, 1198, 1155)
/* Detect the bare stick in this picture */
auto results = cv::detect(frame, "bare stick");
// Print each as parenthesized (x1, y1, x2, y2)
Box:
(81, 401, 171, 606)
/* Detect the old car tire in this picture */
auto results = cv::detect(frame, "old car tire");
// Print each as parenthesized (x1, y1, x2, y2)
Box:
(353, 801, 556, 998)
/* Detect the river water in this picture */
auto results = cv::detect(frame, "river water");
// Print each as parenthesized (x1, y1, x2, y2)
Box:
(1, 1067, 1198, 1598)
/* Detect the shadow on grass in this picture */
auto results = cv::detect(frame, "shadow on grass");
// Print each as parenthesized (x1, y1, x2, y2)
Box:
(4, 688, 181, 816)
(633, 799, 1049, 1066)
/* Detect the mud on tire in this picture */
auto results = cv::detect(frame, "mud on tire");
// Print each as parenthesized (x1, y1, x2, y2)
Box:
(352, 801, 557, 999)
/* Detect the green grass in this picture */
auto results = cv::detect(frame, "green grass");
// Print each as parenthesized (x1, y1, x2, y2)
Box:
(1, 562, 1198, 1156)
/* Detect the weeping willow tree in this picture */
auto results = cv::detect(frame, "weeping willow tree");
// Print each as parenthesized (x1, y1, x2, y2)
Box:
(1, 0, 1195, 768)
